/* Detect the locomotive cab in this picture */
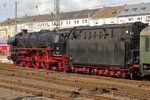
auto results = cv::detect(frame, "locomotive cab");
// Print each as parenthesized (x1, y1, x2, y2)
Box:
(140, 25, 150, 77)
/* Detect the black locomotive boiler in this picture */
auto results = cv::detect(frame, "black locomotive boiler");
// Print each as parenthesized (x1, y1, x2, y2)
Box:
(8, 22, 149, 79)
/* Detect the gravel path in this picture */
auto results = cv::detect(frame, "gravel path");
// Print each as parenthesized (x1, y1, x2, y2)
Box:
(0, 87, 52, 100)
(0, 80, 59, 100)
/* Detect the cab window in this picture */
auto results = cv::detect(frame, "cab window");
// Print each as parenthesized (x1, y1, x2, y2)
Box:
(145, 37, 149, 51)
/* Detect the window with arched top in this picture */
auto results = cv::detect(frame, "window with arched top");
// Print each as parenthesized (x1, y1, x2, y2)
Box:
(145, 37, 149, 51)
(75, 31, 81, 39)
(89, 32, 91, 39)
(94, 31, 97, 39)
(99, 31, 102, 39)
(84, 32, 86, 40)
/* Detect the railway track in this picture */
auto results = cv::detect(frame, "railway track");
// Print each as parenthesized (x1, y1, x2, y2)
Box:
(0, 78, 114, 100)
(1, 63, 150, 88)
(0, 63, 150, 100)
(2, 63, 150, 86)
(0, 64, 116, 100)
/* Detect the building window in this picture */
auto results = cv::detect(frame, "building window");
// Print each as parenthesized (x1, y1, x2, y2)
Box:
(112, 11, 117, 17)
(82, 19, 87, 23)
(146, 16, 150, 21)
(45, 23, 48, 26)
(120, 20, 125, 22)
(85, 19, 87, 23)
(103, 19, 106, 24)
(54, 22, 56, 25)
(61, 22, 63, 25)
(69, 21, 71, 24)
(141, 7, 146, 12)
(43, 23, 45, 26)
(111, 21, 114, 24)
(124, 9, 129, 12)
(82, 20, 84, 23)
(66, 21, 68, 25)
(137, 17, 142, 21)
(145, 37, 149, 51)
(74, 20, 76, 24)
(28, 23, 33, 28)
(128, 18, 133, 21)
(95, 22, 98, 24)
(77, 20, 79, 24)
(132, 8, 137, 12)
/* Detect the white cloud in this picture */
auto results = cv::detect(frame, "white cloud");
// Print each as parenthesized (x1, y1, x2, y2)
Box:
(60, 0, 109, 11)
(119, 0, 150, 4)
(68, 0, 100, 10)
(17, 0, 54, 16)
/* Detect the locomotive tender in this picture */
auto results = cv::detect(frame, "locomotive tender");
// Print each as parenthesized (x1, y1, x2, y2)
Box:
(7, 22, 150, 79)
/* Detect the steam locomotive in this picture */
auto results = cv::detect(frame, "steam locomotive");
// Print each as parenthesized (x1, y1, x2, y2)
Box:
(7, 22, 150, 79)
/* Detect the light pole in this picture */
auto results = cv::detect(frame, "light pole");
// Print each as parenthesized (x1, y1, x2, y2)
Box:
(54, 0, 60, 30)
(14, 1, 18, 35)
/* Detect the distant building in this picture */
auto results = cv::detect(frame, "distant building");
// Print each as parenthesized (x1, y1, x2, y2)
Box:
(17, 14, 54, 32)
(92, 6, 124, 26)
(118, 3, 150, 24)
(0, 19, 15, 38)
(17, 9, 99, 32)
(0, 2, 150, 37)
(59, 9, 98, 28)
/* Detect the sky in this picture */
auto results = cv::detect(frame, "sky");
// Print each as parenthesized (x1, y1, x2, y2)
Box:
(0, 0, 150, 22)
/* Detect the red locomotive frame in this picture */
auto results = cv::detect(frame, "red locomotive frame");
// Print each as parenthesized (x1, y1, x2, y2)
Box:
(11, 48, 68, 71)
(9, 47, 139, 79)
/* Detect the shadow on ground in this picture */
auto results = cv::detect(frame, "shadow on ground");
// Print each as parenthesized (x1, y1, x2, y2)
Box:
(0, 95, 44, 100)
(14, 95, 44, 100)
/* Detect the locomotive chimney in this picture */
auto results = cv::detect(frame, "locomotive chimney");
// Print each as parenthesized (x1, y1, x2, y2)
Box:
(21, 29, 28, 33)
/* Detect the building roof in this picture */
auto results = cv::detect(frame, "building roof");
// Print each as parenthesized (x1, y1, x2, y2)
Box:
(60, 9, 98, 20)
(0, 9, 99, 25)
(0, 18, 15, 26)
(118, 2, 150, 17)
(18, 14, 53, 23)
(92, 6, 124, 19)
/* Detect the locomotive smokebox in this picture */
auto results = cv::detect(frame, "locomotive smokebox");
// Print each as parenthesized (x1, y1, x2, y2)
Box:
(7, 37, 16, 46)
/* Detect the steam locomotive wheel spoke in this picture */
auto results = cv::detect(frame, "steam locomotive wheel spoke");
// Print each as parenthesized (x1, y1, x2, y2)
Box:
(25, 62, 30, 68)
(19, 61, 24, 67)
(18, 63, 23, 67)
(13, 62, 17, 67)
(42, 63, 50, 70)
(33, 63, 40, 69)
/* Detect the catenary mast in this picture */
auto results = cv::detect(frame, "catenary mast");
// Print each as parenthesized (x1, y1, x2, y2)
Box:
(54, 0, 60, 30)
(14, 1, 17, 35)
